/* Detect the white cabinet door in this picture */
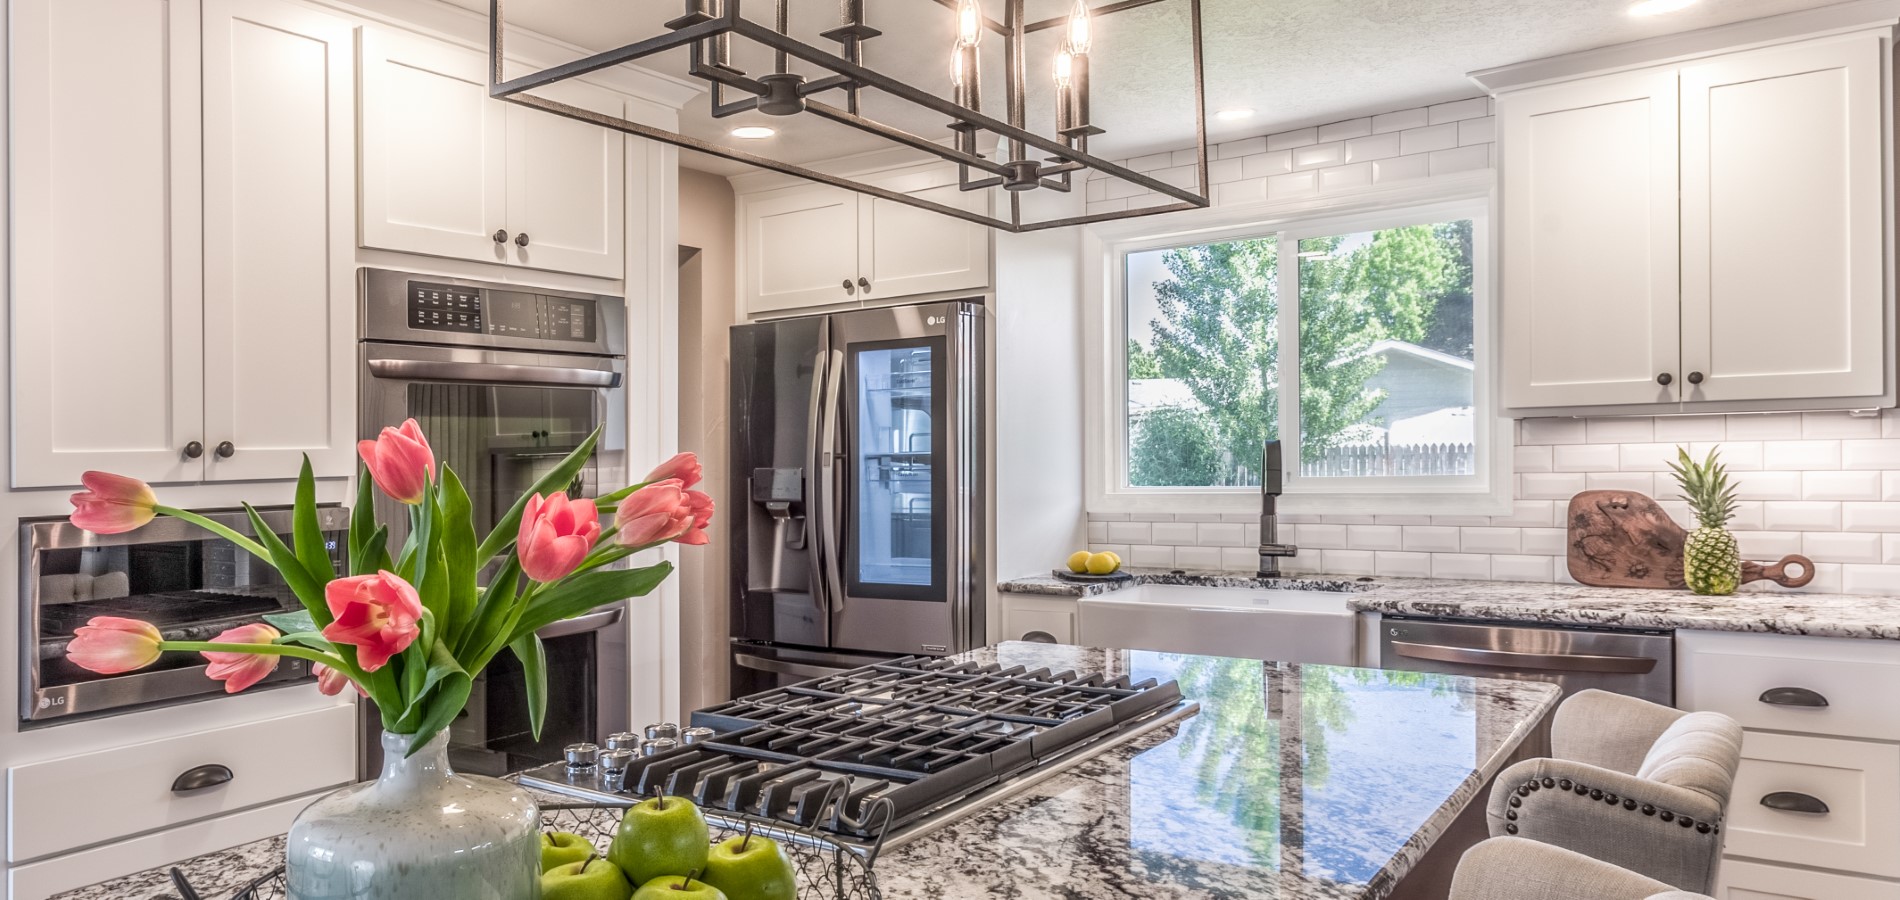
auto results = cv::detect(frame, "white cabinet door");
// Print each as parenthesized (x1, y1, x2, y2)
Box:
(359, 28, 509, 265)
(504, 83, 626, 279)
(857, 166, 991, 303)
(742, 184, 861, 315)
(1500, 68, 1681, 409)
(10, 0, 206, 487)
(1680, 35, 1885, 403)
(201, 0, 357, 481)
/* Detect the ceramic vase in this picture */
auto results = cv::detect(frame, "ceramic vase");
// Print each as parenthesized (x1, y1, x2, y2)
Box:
(285, 729, 541, 900)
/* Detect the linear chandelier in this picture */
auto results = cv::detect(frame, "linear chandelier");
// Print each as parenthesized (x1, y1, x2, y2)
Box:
(486, 0, 1210, 232)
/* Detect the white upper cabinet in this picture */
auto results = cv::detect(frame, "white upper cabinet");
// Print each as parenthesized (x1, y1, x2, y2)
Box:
(737, 162, 992, 318)
(1500, 68, 1681, 409)
(201, 0, 358, 481)
(11, 0, 207, 487)
(1679, 34, 1885, 403)
(10, 0, 358, 488)
(1498, 30, 1891, 414)
(360, 28, 626, 279)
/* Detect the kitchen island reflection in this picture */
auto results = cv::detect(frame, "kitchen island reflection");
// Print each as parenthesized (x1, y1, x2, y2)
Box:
(54, 642, 1558, 900)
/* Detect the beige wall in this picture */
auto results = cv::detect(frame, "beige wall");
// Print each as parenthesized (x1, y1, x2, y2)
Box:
(677, 168, 737, 708)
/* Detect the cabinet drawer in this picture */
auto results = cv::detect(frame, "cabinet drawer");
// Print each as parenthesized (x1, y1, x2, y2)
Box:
(1677, 631, 1900, 740)
(1722, 732, 1900, 876)
(7, 704, 354, 862)
(1007, 606, 1076, 645)
(1715, 858, 1900, 900)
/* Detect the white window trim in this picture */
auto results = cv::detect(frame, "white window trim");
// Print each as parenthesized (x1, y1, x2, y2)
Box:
(1081, 172, 1512, 516)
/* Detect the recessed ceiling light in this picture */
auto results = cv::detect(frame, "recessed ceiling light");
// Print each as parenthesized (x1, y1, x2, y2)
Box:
(1628, 0, 1696, 16)
(730, 126, 776, 139)
(1215, 108, 1255, 121)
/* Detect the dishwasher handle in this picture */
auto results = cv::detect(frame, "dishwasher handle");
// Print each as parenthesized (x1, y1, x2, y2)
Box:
(733, 653, 853, 680)
(1388, 640, 1660, 675)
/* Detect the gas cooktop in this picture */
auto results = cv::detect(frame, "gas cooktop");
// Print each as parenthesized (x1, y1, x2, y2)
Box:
(520, 654, 1193, 849)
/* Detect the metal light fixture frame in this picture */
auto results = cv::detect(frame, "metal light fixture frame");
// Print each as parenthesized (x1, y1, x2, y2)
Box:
(486, 0, 1209, 233)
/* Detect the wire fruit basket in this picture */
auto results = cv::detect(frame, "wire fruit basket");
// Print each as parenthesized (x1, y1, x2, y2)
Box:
(170, 798, 881, 900)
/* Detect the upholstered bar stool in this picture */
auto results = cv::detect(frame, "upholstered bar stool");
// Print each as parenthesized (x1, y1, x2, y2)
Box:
(1451, 837, 1713, 900)
(1485, 689, 1744, 893)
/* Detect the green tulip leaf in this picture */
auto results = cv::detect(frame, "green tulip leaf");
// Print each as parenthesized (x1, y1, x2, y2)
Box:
(354, 524, 393, 576)
(292, 456, 335, 582)
(509, 632, 548, 741)
(401, 642, 472, 758)
(263, 609, 319, 635)
(475, 427, 601, 562)
(350, 470, 380, 569)
(242, 503, 330, 627)
(506, 562, 672, 646)
(437, 467, 479, 648)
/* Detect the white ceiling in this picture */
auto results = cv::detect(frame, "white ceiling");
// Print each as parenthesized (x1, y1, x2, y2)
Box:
(463, 0, 1853, 176)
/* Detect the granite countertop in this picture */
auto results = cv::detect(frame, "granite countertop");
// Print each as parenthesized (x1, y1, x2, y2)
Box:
(1001, 569, 1900, 640)
(56, 642, 1559, 900)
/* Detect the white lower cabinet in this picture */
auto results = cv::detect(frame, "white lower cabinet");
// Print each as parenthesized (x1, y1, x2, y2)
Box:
(6, 704, 355, 864)
(999, 593, 1078, 645)
(1679, 631, 1900, 896)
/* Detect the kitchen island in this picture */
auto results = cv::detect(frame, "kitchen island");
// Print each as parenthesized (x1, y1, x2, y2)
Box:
(54, 642, 1559, 900)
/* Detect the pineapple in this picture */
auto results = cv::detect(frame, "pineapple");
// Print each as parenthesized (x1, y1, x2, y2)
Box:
(1668, 447, 1742, 595)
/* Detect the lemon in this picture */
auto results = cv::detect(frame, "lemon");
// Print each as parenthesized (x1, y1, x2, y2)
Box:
(1066, 551, 1093, 574)
(1102, 550, 1122, 569)
(1085, 552, 1120, 576)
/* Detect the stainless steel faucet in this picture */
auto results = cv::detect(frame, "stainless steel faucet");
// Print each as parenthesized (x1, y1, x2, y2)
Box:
(1258, 441, 1299, 577)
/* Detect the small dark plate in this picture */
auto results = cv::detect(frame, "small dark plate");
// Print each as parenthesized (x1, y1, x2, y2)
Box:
(1052, 569, 1135, 583)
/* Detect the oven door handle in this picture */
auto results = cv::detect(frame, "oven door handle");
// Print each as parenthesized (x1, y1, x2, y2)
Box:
(534, 606, 623, 640)
(732, 652, 851, 680)
(1388, 640, 1660, 675)
(366, 358, 622, 388)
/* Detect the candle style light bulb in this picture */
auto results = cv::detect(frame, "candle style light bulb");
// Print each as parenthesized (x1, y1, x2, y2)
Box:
(952, 42, 968, 87)
(1066, 0, 1091, 55)
(1053, 49, 1073, 88)
(956, 0, 983, 47)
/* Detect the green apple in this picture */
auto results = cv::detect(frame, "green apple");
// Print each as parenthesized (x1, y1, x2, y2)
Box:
(542, 831, 598, 873)
(702, 834, 796, 900)
(542, 853, 634, 900)
(633, 875, 727, 900)
(607, 795, 710, 887)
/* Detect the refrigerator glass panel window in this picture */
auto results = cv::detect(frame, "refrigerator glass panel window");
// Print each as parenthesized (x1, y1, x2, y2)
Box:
(848, 341, 944, 600)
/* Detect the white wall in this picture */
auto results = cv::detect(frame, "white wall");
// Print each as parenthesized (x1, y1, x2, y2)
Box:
(676, 168, 735, 709)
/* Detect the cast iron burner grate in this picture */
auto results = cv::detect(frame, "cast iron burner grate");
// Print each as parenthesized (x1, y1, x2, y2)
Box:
(520, 655, 1182, 844)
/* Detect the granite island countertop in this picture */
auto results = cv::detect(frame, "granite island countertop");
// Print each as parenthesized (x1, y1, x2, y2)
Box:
(1001, 569, 1900, 640)
(54, 642, 1559, 900)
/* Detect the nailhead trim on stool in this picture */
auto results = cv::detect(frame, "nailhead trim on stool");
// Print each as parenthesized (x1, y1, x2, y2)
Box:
(1502, 775, 1723, 838)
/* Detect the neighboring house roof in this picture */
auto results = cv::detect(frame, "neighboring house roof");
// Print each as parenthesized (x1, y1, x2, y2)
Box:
(1332, 339, 1475, 371)
(1127, 379, 1202, 416)
(1387, 406, 1477, 445)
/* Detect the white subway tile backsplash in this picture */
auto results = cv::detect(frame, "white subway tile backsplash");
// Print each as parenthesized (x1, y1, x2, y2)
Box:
(1107, 521, 1152, 544)
(1735, 471, 1803, 501)
(1087, 521, 1108, 543)
(1461, 527, 1523, 554)
(1266, 127, 1319, 151)
(1374, 515, 1435, 526)
(1617, 444, 1677, 472)
(1842, 564, 1900, 594)
(1347, 525, 1403, 551)
(1128, 152, 1174, 172)
(1299, 524, 1348, 549)
(1514, 445, 1553, 473)
(1104, 178, 1147, 200)
(1803, 470, 1882, 502)
(1884, 534, 1900, 564)
(1652, 416, 1727, 443)
(1371, 107, 1430, 133)
(1843, 502, 1900, 532)
(1223, 547, 1264, 571)
(1763, 440, 1841, 470)
(1213, 178, 1269, 206)
(1345, 132, 1401, 163)
(1317, 117, 1373, 142)
(1520, 528, 1566, 556)
(1327, 549, 1376, 575)
(1370, 154, 1430, 183)
(1802, 411, 1882, 439)
(1429, 144, 1489, 175)
(1242, 150, 1293, 179)
(1586, 472, 1656, 494)
(1127, 545, 1176, 568)
(1208, 157, 1246, 185)
(1520, 418, 1588, 445)
(1292, 141, 1345, 170)
(1174, 512, 1226, 523)
(1521, 472, 1588, 499)
(1495, 500, 1558, 528)
(1458, 116, 1496, 146)
(1150, 521, 1199, 544)
(1726, 413, 1804, 440)
(1089, 512, 1132, 521)
(1585, 417, 1655, 444)
(1399, 123, 1459, 155)
(1173, 545, 1225, 570)
(1693, 441, 1763, 470)
(1199, 522, 1247, 546)
(1842, 440, 1900, 470)
(1318, 162, 1373, 192)
(1131, 512, 1176, 523)
(1402, 526, 1461, 552)
(1432, 553, 1492, 580)
(1375, 551, 1433, 578)
(1086, 178, 1108, 203)
(1736, 531, 1803, 559)
(1729, 500, 1764, 531)
(1215, 136, 1267, 158)
(1803, 531, 1882, 564)
(1761, 501, 1841, 531)
(1492, 555, 1555, 582)
(1266, 170, 1319, 199)
(1428, 97, 1491, 123)
(1552, 444, 1620, 471)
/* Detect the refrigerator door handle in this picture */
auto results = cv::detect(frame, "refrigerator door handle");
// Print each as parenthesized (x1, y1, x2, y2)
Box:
(818, 347, 847, 613)
(805, 344, 830, 609)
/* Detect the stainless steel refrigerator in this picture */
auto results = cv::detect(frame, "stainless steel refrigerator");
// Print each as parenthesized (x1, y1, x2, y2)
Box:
(728, 301, 986, 695)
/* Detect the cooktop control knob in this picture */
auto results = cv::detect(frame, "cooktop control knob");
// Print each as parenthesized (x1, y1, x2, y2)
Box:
(599, 748, 635, 775)
(682, 727, 716, 746)
(564, 743, 600, 771)
(605, 732, 641, 751)
(641, 737, 679, 757)
(644, 723, 681, 742)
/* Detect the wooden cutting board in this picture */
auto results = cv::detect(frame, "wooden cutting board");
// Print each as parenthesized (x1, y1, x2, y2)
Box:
(1565, 489, 1814, 590)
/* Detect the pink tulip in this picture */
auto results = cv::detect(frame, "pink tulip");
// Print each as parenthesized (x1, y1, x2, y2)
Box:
(614, 479, 694, 547)
(676, 489, 715, 546)
(312, 663, 363, 697)
(357, 419, 435, 505)
(68, 471, 159, 534)
(321, 571, 423, 671)
(517, 492, 601, 582)
(67, 616, 163, 674)
(644, 452, 703, 489)
(201, 623, 281, 694)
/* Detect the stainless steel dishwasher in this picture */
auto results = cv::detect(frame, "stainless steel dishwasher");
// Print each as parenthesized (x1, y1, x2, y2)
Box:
(1379, 617, 1675, 706)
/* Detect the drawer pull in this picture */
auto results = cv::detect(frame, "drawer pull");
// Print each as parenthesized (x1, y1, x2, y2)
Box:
(170, 763, 234, 794)
(1760, 791, 1830, 815)
(1758, 687, 1829, 708)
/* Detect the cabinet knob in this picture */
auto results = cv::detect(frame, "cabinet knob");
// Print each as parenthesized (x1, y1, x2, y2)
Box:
(842, 279, 855, 295)
(1656, 373, 1673, 386)
(1687, 371, 1705, 385)
(493, 229, 509, 244)
(857, 277, 871, 293)
(215, 441, 236, 459)
(515, 232, 530, 248)
(183, 441, 205, 460)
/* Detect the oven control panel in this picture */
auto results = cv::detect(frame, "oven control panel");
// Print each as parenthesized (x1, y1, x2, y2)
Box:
(407, 281, 597, 343)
